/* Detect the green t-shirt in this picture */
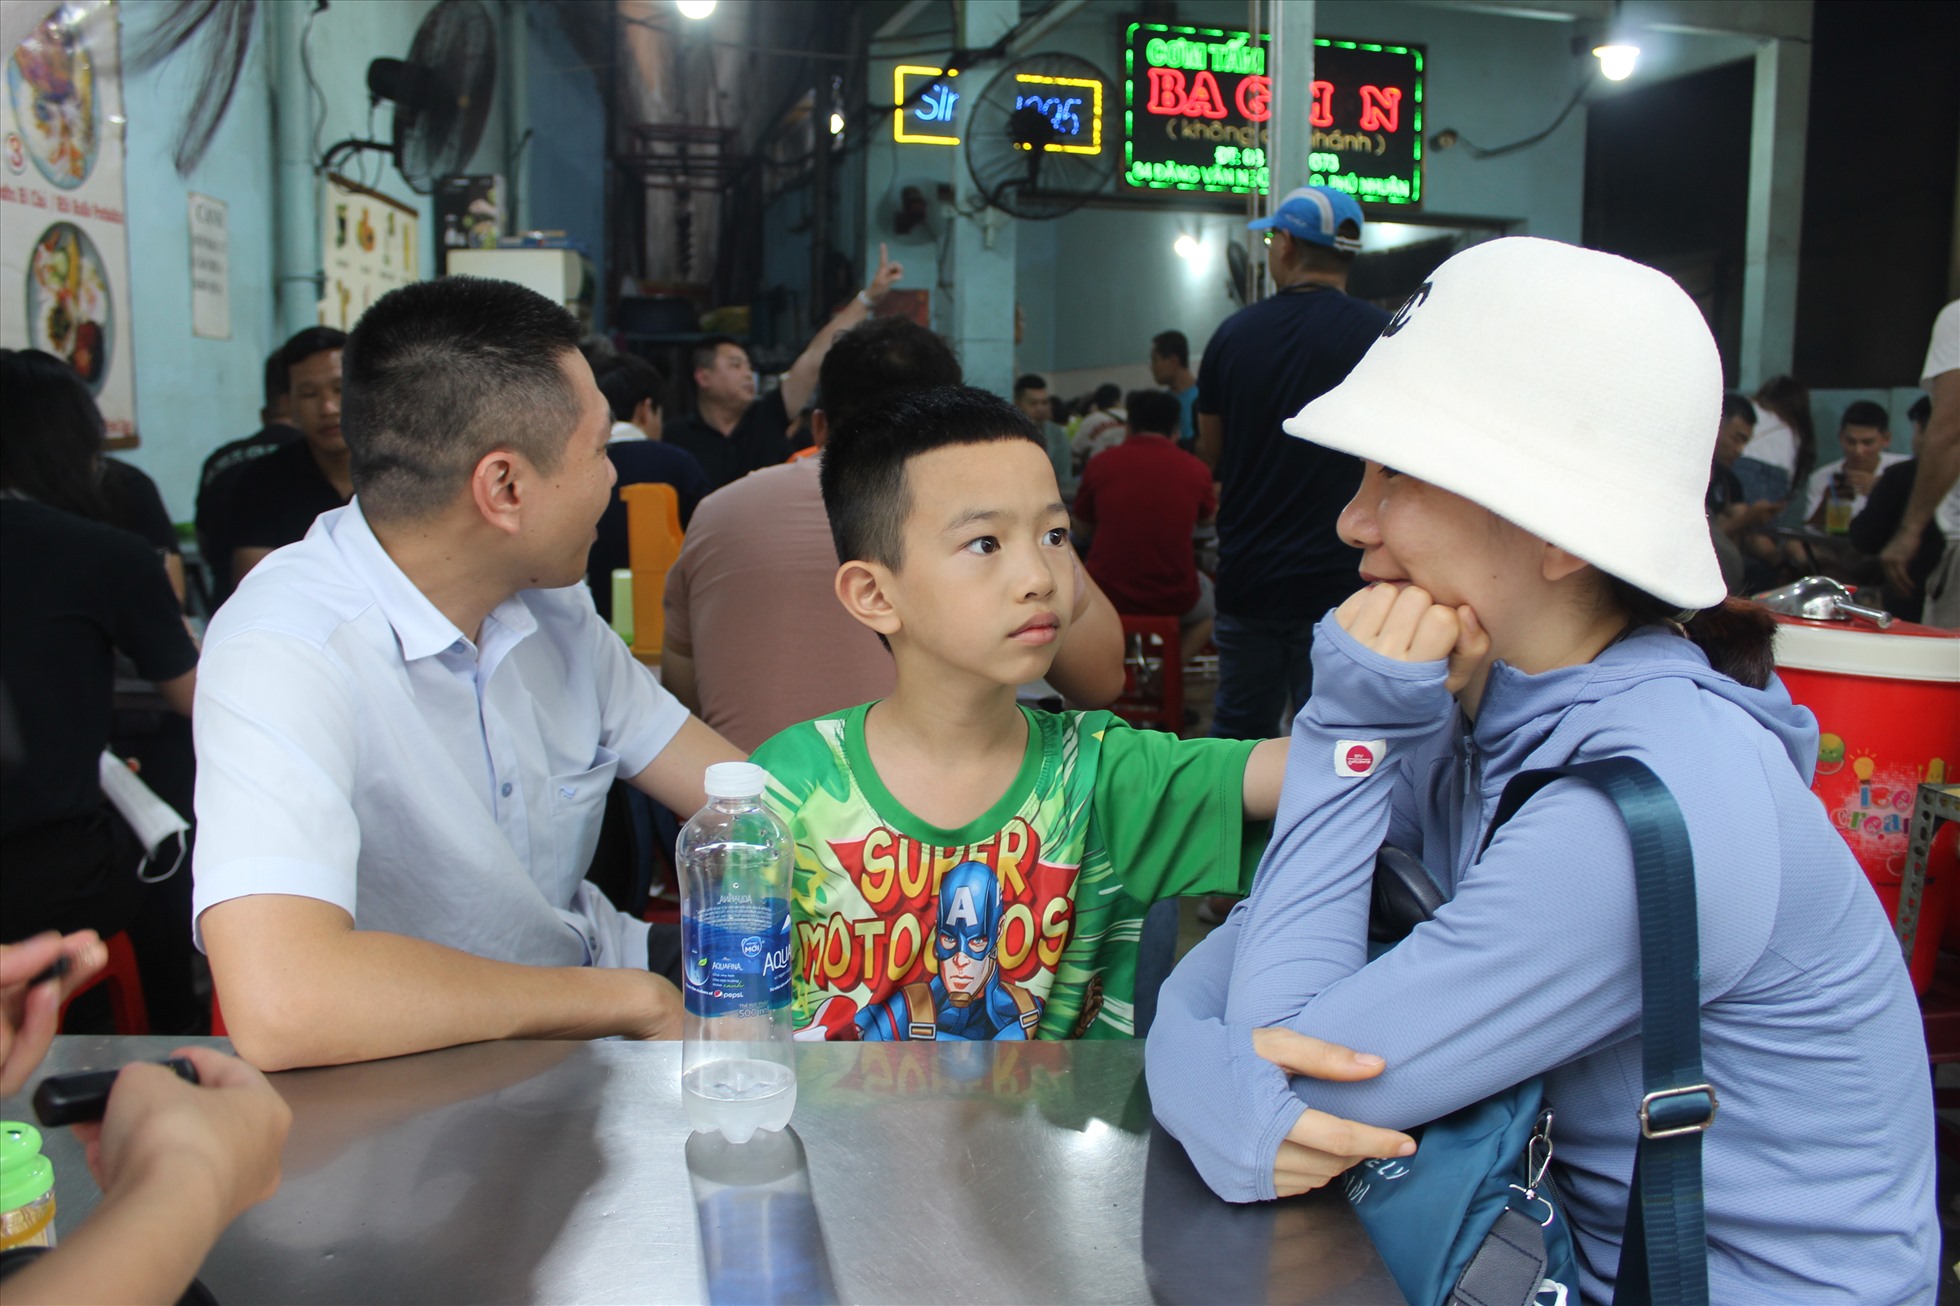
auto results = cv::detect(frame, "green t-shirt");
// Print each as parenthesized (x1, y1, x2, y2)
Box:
(751, 703, 1266, 1041)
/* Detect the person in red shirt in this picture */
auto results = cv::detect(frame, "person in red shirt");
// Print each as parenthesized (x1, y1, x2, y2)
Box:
(1073, 389, 1218, 663)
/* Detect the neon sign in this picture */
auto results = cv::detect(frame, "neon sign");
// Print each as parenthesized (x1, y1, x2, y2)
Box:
(1123, 24, 1424, 202)
(892, 66, 1105, 154)
(894, 65, 960, 145)
(1012, 73, 1103, 154)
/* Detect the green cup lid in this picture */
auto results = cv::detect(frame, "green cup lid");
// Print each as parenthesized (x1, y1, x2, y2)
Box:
(0, 1120, 53, 1211)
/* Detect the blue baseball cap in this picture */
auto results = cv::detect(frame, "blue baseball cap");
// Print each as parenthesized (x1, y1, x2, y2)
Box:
(1247, 185, 1365, 253)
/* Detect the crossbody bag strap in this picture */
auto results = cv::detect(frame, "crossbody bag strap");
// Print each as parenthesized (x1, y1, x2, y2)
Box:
(1483, 757, 1711, 1306)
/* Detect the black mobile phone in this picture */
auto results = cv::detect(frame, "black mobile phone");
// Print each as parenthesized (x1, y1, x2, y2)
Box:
(31, 1058, 201, 1128)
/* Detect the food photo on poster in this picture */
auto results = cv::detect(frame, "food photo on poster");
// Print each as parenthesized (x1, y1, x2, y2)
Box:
(0, 0, 135, 438)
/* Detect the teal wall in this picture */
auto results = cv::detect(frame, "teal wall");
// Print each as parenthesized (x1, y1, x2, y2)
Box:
(117, 0, 280, 523)
(516, 4, 606, 317)
(115, 0, 527, 521)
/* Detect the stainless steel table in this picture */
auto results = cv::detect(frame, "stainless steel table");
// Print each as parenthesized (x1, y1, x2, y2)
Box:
(2, 1036, 1401, 1305)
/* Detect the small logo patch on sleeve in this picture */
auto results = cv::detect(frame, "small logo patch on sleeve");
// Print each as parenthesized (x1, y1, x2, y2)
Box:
(1335, 739, 1386, 777)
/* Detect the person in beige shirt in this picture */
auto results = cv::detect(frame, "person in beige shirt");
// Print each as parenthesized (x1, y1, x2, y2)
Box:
(664, 317, 1124, 751)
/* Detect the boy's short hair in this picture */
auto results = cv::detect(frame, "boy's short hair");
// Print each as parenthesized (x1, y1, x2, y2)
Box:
(596, 354, 666, 422)
(1126, 389, 1182, 436)
(1151, 330, 1189, 366)
(1720, 392, 1755, 426)
(1013, 372, 1048, 398)
(1838, 399, 1889, 432)
(820, 384, 1044, 570)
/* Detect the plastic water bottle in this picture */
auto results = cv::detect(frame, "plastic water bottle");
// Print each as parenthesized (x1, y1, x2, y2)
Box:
(678, 762, 796, 1143)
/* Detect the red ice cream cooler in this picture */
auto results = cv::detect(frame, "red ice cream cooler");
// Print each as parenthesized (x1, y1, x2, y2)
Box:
(1770, 608, 1960, 993)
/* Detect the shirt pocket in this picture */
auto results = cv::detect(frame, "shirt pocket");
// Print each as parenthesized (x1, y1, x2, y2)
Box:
(548, 746, 620, 903)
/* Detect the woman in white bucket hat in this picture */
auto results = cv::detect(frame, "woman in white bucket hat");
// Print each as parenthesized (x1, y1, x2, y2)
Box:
(1146, 239, 1937, 1302)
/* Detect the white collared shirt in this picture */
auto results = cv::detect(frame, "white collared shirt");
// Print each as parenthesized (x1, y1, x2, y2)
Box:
(191, 503, 685, 968)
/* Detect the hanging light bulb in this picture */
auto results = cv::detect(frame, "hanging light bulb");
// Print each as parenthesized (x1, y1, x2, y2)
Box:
(1592, 43, 1639, 81)
(1173, 234, 1200, 260)
(829, 111, 846, 136)
(676, 0, 717, 19)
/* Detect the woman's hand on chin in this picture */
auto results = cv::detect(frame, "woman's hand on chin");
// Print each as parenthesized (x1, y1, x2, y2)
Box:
(1252, 1027, 1417, 1197)
(1337, 583, 1490, 695)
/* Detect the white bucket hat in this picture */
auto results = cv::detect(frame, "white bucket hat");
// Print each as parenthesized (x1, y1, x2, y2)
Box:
(1285, 236, 1726, 611)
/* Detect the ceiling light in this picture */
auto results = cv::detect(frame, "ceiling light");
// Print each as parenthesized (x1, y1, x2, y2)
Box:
(829, 111, 845, 136)
(1173, 234, 1199, 260)
(1592, 43, 1639, 81)
(676, 0, 717, 19)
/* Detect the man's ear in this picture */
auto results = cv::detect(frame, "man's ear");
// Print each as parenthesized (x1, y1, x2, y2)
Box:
(835, 559, 900, 637)
(470, 449, 526, 537)
(810, 408, 829, 449)
(1540, 541, 1592, 584)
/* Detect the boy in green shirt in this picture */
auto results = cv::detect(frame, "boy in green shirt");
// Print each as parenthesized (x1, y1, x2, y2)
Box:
(752, 386, 1287, 1040)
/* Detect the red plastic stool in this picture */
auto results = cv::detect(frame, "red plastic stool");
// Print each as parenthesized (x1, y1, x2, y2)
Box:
(58, 931, 149, 1034)
(1112, 614, 1184, 734)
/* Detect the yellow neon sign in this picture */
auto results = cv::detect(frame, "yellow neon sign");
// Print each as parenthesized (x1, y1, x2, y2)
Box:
(1012, 73, 1103, 155)
(893, 66, 959, 146)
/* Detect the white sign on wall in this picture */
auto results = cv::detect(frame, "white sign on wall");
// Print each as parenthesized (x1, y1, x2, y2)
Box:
(189, 190, 228, 339)
(0, 0, 137, 440)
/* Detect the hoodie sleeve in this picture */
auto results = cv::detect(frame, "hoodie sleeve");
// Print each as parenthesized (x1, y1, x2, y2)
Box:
(1224, 617, 1457, 1031)
(1147, 618, 1650, 1204)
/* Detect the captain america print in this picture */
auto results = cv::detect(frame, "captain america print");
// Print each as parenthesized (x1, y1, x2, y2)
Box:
(807, 860, 1044, 1041)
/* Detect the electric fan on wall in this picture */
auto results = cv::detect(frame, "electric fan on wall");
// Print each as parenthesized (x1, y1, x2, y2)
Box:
(962, 53, 1117, 220)
(325, 0, 496, 193)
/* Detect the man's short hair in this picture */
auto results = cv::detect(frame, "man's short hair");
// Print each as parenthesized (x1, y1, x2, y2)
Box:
(820, 385, 1043, 571)
(263, 348, 290, 407)
(1908, 394, 1932, 429)
(1091, 382, 1122, 410)
(596, 355, 666, 423)
(691, 334, 745, 376)
(1838, 399, 1889, 432)
(278, 326, 347, 373)
(818, 316, 963, 431)
(1013, 372, 1048, 398)
(1281, 224, 1359, 273)
(1126, 389, 1182, 437)
(340, 276, 582, 522)
(1720, 392, 1756, 426)
(1150, 331, 1189, 367)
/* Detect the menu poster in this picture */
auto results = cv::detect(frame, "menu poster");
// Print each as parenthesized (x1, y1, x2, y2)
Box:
(321, 172, 420, 330)
(0, 0, 137, 441)
(188, 190, 228, 339)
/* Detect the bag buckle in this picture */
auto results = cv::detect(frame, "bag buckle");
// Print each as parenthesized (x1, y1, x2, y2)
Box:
(1638, 1083, 1718, 1139)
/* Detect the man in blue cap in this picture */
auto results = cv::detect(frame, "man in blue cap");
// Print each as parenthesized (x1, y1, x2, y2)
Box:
(1194, 185, 1390, 741)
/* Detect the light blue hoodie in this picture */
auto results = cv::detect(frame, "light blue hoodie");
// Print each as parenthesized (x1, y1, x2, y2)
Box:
(1146, 616, 1937, 1304)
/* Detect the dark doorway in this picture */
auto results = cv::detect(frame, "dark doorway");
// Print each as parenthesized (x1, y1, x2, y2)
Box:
(1793, 0, 1960, 387)
(1584, 61, 1755, 385)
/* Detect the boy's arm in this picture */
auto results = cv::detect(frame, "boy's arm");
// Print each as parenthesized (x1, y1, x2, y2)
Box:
(1240, 738, 1288, 820)
(1093, 726, 1271, 902)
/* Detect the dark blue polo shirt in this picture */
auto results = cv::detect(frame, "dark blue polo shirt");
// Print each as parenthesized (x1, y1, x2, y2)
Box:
(1197, 285, 1389, 620)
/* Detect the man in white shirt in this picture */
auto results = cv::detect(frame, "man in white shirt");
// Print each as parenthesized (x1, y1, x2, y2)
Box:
(1801, 399, 1908, 523)
(1883, 299, 1960, 627)
(193, 277, 740, 1070)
